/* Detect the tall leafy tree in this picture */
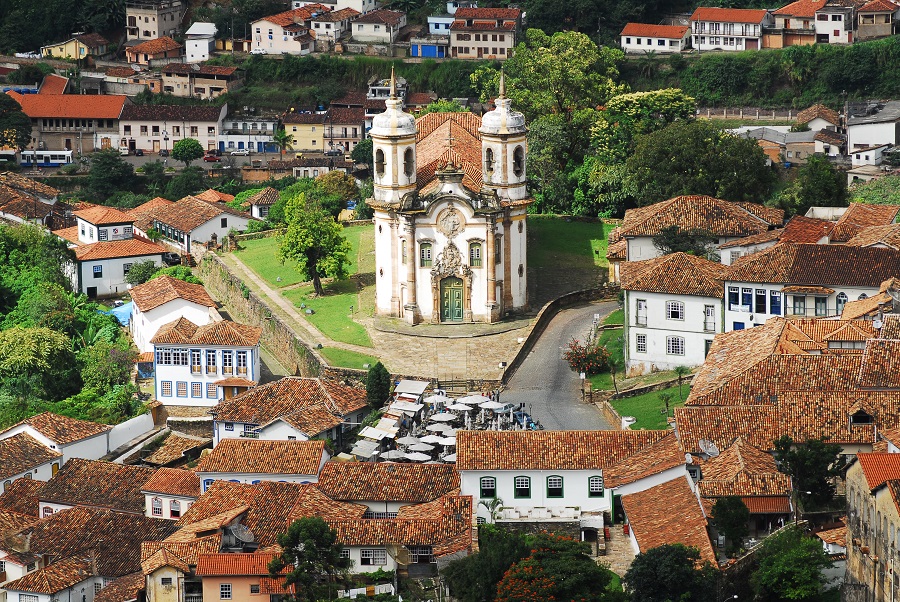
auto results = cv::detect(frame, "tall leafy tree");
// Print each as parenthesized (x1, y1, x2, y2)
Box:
(272, 129, 295, 158)
(769, 155, 848, 217)
(365, 361, 391, 409)
(0, 94, 32, 151)
(652, 225, 719, 258)
(711, 496, 750, 556)
(172, 138, 205, 167)
(86, 148, 136, 201)
(624, 544, 718, 602)
(442, 526, 532, 602)
(752, 528, 833, 601)
(350, 137, 372, 165)
(268, 517, 350, 602)
(278, 195, 351, 296)
(0, 326, 80, 402)
(774, 436, 847, 509)
(418, 99, 468, 115)
(315, 170, 359, 203)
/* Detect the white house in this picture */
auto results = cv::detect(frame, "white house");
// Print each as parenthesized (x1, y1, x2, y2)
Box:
(152, 317, 262, 408)
(184, 22, 217, 62)
(126, 0, 183, 41)
(718, 214, 832, 266)
(219, 113, 279, 154)
(195, 439, 329, 492)
(689, 6, 773, 51)
(120, 104, 227, 154)
(367, 74, 530, 324)
(148, 195, 257, 254)
(293, 0, 376, 15)
(310, 7, 360, 43)
(815, 129, 845, 157)
(37, 458, 155, 517)
(622, 252, 726, 376)
(3, 556, 101, 602)
(852, 144, 890, 166)
(796, 103, 841, 132)
(250, 4, 332, 55)
(142, 467, 200, 520)
(352, 9, 406, 43)
(0, 433, 62, 491)
(620, 23, 690, 53)
(242, 187, 279, 220)
(130, 275, 220, 353)
(428, 14, 454, 35)
(209, 377, 369, 447)
(815, 3, 855, 44)
(847, 100, 900, 151)
(0, 412, 112, 463)
(816, 522, 847, 555)
(724, 242, 900, 330)
(53, 206, 166, 299)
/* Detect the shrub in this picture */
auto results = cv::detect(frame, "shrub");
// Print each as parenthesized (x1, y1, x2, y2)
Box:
(563, 338, 610, 375)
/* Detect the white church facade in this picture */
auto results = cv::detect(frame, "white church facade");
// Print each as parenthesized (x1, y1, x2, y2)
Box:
(367, 71, 531, 324)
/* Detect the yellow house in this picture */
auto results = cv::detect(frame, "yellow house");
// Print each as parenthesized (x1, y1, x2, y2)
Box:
(282, 111, 326, 153)
(41, 33, 109, 59)
(197, 553, 289, 602)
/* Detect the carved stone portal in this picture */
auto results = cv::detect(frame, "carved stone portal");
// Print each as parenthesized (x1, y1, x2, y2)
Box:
(430, 242, 473, 323)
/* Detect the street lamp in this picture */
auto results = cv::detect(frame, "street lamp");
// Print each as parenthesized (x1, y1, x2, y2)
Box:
(162, 129, 169, 157)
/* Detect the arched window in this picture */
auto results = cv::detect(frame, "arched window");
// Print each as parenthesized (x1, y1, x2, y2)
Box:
(588, 476, 604, 498)
(404, 147, 414, 177)
(514, 476, 531, 498)
(859, 293, 868, 300)
(836, 292, 848, 313)
(151, 497, 163, 516)
(375, 148, 385, 177)
(469, 242, 482, 267)
(512, 146, 524, 177)
(484, 147, 494, 173)
(547, 475, 564, 498)
(480, 477, 496, 498)
(401, 239, 407, 264)
(420, 242, 432, 267)
(666, 301, 685, 320)
(170, 500, 181, 518)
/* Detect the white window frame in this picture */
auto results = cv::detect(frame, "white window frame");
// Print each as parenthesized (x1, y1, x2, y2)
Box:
(666, 300, 685, 321)
(220, 584, 232, 600)
(666, 336, 685, 356)
(360, 549, 387, 565)
(635, 333, 647, 353)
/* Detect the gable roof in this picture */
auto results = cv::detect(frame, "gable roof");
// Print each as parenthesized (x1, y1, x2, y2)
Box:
(143, 433, 209, 467)
(141, 535, 222, 574)
(8, 91, 127, 119)
(774, 0, 828, 16)
(857, 452, 900, 490)
(621, 478, 717, 565)
(212, 377, 368, 422)
(147, 195, 251, 232)
(130, 275, 216, 312)
(161, 64, 238, 77)
(128, 196, 173, 230)
(620, 23, 689, 38)
(829, 203, 900, 243)
(796, 103, 840, 126)
(196, 552, 281, 576)
(317, 462, 460, 502)
(256, 4, 333, 27)
(696, 437, 792, 497)
(456, 430, 670, 471)
(415, 111, 483, 192)
(0, 433, 61, 480)
(725, 242, 900, 287)
(603, 432, 686, 488)
(150, 317, 261, 347)
(620, 196, 780, 239)
(129, 36, 182, 55)
(195, 439, 326, 475)
(860, 0, 900, 11)
(845, 223, 900, 249)
(94, 572, 145, 602)
(353, 9, 405, 24)
(0, 478, 43, 516)
(39, 74, 69, 95)
(3, 556, 93, 594)
(120, 105, 224, 123)
(245, 187, 279, 207)
(75, 33, 109, 48)
(142, 467, 200, 497)
(690, 7, 771, 22)
(62, 235, 167, 262)
(265, 405, 343, 438)
(620, 252, 727, 297)
(194, 189, 236, 204)
(3, 411, 111, 445)
(719, 214, 832, 249)
(39, 458, 156, 514)
(74, 205, 135, 225)
(0, 172, 59, 199)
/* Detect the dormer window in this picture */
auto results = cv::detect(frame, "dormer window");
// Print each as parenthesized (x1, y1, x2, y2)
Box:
(851, 410, 874, 425)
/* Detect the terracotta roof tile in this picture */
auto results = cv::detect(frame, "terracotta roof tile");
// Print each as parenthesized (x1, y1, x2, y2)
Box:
(328, 106, 366, 125)
(0, 186, 54, 220)
(282, 111, 327, 125)
(857, 452, 900, 490)
(0, 172, 59, 198)
(354, 9, 405, 24)
(195, 439, 325, 475)
(816, 129, 845, 145)
(415, 112, 482, 191)
(796, 103, 840, 126)
(0, 509, 38, 539)
(451, 19, 516, 31)
(120, 105, 223, 123)
(130, 276, 216, 312)
(70, 236, 167, 261)
(858, 339, 900, 387)
(94, 572, 144, 602)
(212, 377, 257, 387)
(606, 238, 627, 260)
(830, 203, 900, 242)
(622, 478, 716, 565)
(620, 23, 689, 37)
(816, 522, 847, 545)
(845, 223, 900, 249)
(289, 483, 367, 521)
(0, 433, 61, 480)
(128, 197, 173, 230)
(258, 4, 332, 27)
(271, 405, 343, 437)
(407, 92, 437, 106)
(161, 64, 238, 77)
(194, 189, 236, 204)
(147, 195, 251, 232)
(140, 535, 222, 574)
(604, 433, 686, 488)
(150, 317, 261, 346)
(142, 467, 200, 497)
(245, 187, 279, 207)
(621, 252, 727, 297)
(880, 313, 900, 338)
(196, 552, 281, 576)
(8, 91, 126, 119)
(455, 7, 521, 18)
(690, 7, 771, 22)
(860, 0, 900, 11)
(75, 33, 109, 48)
(3, 411, 111, 445)
(456, 430, 670, 471)
(75, 203, 137, 225)
(3, 556, 94, 594)
(39, 458, 156, 514)
(774, 0, 828, 16)
(212, 377, 368, 422)
(38, 74, 69, 95)
(129, 36, 182, 55)
(0, 478, 42, 516)
(143, 434, 210, 466)
(317, 462, 459, 502)
(696, 438, 791, 498)
(741, 496, 792, 514)
(106, 66, 140, 78)
(620, 196, 778, 239)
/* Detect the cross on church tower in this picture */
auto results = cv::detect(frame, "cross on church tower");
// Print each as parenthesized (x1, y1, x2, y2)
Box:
(445, 123, 457, 169)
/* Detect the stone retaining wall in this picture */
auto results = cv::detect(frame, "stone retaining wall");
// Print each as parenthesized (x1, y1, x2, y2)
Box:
(610, 376, 691, 401)
(167, 419, 214, 439)
(234, 228, 285, 242)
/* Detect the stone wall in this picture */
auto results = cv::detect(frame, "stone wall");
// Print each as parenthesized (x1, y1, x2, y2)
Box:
(610, 376, 692, 401)
(496, 520, 581, 541)
(234, 229, 285, 242)
(166, 419, 214, 439)
(841, 583, 869, 602)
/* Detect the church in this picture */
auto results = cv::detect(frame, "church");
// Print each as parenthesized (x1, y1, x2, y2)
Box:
(366, 71, 532, 324)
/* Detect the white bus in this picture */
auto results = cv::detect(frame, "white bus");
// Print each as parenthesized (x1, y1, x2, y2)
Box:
(20, 150, 73, 167)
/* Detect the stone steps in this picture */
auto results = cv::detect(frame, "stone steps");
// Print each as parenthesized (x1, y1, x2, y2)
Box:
(602, 525, 637, 577)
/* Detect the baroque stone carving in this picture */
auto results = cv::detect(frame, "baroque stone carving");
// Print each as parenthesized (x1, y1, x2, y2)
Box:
(431, 242, 472, 286)
(437, 207, 465, 238)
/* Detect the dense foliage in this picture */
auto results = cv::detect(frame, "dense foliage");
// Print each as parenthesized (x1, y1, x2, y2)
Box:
(564, 338, 611, 375)
(0, 0, 123, 54)
(752, 528, 834, 601)
(365, 362, 391, 409)
(768, 156, 848, 217)
(172, 138, 205, 167)
(652, 226, 719, 258)
(851, 175, 900, 205)
(442, 526, 531, 602)
(0, 95, 32, 151)
(624, 544, 718, 602)
(711, 496, 750, 556)
(774, 436, 848, 509)
(269, 517, 350, 602)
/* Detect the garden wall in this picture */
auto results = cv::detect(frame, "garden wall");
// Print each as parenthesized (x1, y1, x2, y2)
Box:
(609, 376, 692, 401)
(108, 413, 155, 450)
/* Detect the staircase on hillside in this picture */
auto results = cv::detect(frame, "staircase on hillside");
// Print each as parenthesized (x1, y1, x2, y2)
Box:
(602, 524, 637, 577)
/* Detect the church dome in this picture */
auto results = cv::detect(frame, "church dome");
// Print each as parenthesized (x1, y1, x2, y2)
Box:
(479, 73, 525, 136)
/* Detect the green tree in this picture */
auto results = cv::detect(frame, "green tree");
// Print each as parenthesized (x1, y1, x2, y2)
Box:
(774, 436, 848, 510)
(442, 525, 531, 602)
(268, 517, 351, 602)
(150, 265, 202, 284)
(278, 195, 352, 296)
(2, 282, 74, 333)
(652, 226, 719, 258)
(165, 166, 207, 199)
(315, 170, 359, 204)
(141, 160, 168, 197)
(418, 99, 468, 115)
(350, 137, 372, 164)
(625, 120, 776, 206)
(851, 174, 900, 205)
(769, 155, 848, 217)
(711, 496, 750, 556)
(86, 148, 136, 200)
(0, 326, 79, 402)
(125, 260, 160, 285)
(0, 94, 32, 151)
(272, 128, 295, 158)
(171, 138, 205, 167)
(752, 528, 833, 602)
(78, 339, 139, 395)
(365, 361, 391, 409)
(495, 532, 612, 602)
(0, 224, 73, 315)
(624, 544, 718, 602)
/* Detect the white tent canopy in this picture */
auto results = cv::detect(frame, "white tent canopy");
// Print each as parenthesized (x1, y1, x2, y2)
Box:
(394, 380, 429, 397)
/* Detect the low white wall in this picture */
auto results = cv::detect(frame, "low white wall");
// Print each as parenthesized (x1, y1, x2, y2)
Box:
(108, 413, 155, 450)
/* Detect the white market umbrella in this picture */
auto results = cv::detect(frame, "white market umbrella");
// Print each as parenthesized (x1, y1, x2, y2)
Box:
(446, 403, 475, 412)
(409, 442, 435, 452)
(420, 434, 444, 444)
(443, 453, 457, 462)
(438, 436, 457, 446)
(380, 450, 405, 460)
(404, 452, 432, 462)
(396, 436, 420, 445)
(423, 395, 449, 405)
(430, 413, 458, 422)
(426, 423, 451, 432)
(457, 394, 491, 405)
(480, 400, 506, 410)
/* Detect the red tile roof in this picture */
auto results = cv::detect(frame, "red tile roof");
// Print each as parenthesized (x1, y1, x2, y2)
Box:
(245, 187, 279, 207)
(620, 196, 780, 239)
(142, 467, 200, 497)
(75, 205, 134, 225)
(40, 459, 157, 514)
(622, 478, 717, 565)
(212, 377, 368, 422)
(774, 0, 828, 16)
(354, 9, 405, 25)
(690, 7, 772, 22)
(0, 433, 61, 480)
(415, 111, 483, 192)
(148, 195, 251, 232)
(620, 23, 689, 38)
(128, 196, 173, 230)
(273, 405, 343, 437)
(3, 556, 94, 594)
(196, 552, 280, 576)
(194, 189, 236, 204)
(860, 0, 900, 11)
(741, 496, 792, 514)
(830, 203, 900, 242)
(143, 434, 209, 467)
(603, 433, 686, 488)
(7, 91, 127, 119)
(857, 452, 900, 490)
(130, 275, 216, 312)
(328, 106, 366, 125)
(94, 572, 145, 602)
(3, 411, 111, 445)
(150, 317, 261, 346)
(161, 64, 238, 77)
(258, 4, 333, 27)
(796, 103, 840, 126)
(317, 462, 460, 502)
(845, 223, 900, 249)
(195, 439, 326, 475)
(0, 509, 38, 538)
(39, 74, 69, 95)
(282, 111, 327, 125)
(0, 478, 43, 516)
(621, 252, 727, 297)
(456, 430, 670, 471)
(0, 171, 59, 199)
(129, 36, 182, 55)
(313, 7, 360, 21)
(141, 535, 222, 574)
(67, 235, 167, 261)
(120, 105, 224, 123)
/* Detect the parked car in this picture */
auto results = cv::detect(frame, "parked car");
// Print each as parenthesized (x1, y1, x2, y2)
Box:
(230, 148, 250, 156)
(159, 149, 169, 157)
(162, 252, 181, 266)
(250, 48, 268, 55)
(203, 154, 221, 162)
(512, 411, 536, 429)
(134, 149, 144, 156)
(119, 147, 129, 156)
(325, 149, 344, 156)
(494, 402, 519, 414)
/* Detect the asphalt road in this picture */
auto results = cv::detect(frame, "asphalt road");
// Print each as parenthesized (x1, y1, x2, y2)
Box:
(502, 301, 618, 431)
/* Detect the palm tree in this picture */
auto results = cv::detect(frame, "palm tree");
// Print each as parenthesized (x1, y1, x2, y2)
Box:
(639, 50, 658, 79)
(478, 497, 504, 524)
(272, 129, 295, 158)
(674, 365, 691, 401)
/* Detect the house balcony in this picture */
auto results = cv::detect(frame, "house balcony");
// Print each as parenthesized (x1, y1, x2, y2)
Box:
(239, 431, 259, 438)
(184, 594, 202, 602)
(206, 366, 216, 375)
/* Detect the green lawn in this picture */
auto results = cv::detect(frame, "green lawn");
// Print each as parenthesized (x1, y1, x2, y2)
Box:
(318, 347, 380, 370)
(606, 571, 623, 593)
(603, 308, 624, 325)
(610, 385, 688, 430)
(527, 216, 615, 269)
(587, 327, 626, 390)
